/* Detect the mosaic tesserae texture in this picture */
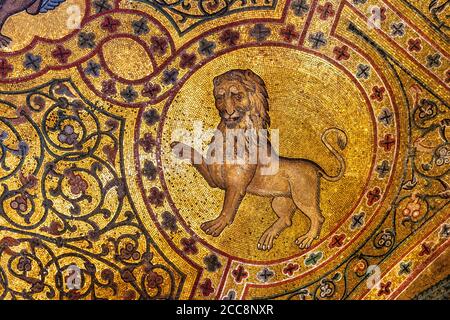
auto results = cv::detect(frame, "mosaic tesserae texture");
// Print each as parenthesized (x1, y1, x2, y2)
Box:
(0, 0, 449, 300)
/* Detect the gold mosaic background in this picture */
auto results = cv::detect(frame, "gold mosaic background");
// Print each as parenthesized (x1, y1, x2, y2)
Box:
(0, 0, 448, 300)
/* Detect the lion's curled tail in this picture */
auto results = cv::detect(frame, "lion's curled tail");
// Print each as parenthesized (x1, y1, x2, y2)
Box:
(319, 128, 347, 182)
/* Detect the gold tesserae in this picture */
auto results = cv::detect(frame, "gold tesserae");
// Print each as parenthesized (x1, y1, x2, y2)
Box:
(0, 0, 448, 300)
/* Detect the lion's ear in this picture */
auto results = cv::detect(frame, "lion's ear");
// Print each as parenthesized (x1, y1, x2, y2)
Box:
(245, 69, 255, 79)
(213, 76, 220, 88)
(243, 70, 257, 92)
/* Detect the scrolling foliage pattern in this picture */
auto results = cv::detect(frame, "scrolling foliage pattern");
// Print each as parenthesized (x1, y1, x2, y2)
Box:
(0, 80, 184, 300)
(266, 22, 450, 300)
(136, 0, 278, 35)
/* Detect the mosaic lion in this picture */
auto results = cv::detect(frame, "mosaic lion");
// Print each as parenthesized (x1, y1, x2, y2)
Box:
(171, 69, 347, 250)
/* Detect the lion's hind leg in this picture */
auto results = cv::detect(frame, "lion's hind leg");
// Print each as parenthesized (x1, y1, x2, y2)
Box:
(291, 174, 325, 249)
(258, 197, 296, 251)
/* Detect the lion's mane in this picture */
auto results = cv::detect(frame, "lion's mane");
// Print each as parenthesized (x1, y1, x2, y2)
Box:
(213, 69, 270, 130)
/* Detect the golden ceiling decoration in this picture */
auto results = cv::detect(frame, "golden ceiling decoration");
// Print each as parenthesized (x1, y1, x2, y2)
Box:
(0, 0, 448, 300)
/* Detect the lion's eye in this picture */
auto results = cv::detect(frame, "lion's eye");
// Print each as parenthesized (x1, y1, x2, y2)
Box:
(233, 93, 243, 101)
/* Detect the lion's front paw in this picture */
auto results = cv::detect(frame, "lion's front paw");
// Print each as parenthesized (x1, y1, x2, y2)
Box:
(295, 232, 319, 249)
(201, 216, 230, 237)
(257, 229, 279, 251)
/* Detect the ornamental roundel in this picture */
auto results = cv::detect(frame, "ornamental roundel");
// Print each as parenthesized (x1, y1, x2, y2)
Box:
(0, 0, 448, 300)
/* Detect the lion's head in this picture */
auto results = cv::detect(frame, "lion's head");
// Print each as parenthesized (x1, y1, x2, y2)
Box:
(213, 69, 270, 130)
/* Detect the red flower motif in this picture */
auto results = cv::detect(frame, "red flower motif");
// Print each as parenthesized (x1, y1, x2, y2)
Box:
(317, 2, 335, 20)
(370, 86, 385, 101)
(139, 132, 157, 153)
(141, 82, 161, 99)
(379, 133, 395, 151)
(0, 58, 13, 78)
(419, 242, 432, 256)
(199, 278, 214, 296)
(402, 192, 422, 222)
(148, 187, 165, 207)
(282, 262, 299, 276)
(280, 24, 300, 42)
(150, 36, 168, 55)
(367, 187, 381, 206)
(101, 16, 121, 33)
(329, 234, 346, 248)
(179, 52, 197, 69)
(232, 265, 249, 283)
(377, 281, 392, 296)
(219, 29, 240, 46)
(66, 172, 88, 195)
(407, 38, 422, 52)
(333, 45, 350, 61)
(181, 237, 198, 255)
(10, 195, 28, 213)
(101, 79, 117, 96)
(51, 46, 72, 64)
(146, 270, 163, 288)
